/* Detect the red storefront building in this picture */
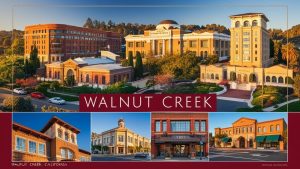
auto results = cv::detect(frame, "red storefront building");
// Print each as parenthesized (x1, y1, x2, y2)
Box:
(151, 113, 208, 160)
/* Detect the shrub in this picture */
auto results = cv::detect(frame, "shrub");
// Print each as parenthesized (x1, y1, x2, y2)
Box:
(2, 96, 34, 112)
(41, 105, 69, 112)
(50, 81, 60, 91)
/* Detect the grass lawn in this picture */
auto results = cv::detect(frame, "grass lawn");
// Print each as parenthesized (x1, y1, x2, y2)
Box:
(45, 92, 79, 101)
(162, 82, 223, 94)
(273, 101, 300, 112)
(251, 86, 293, 108)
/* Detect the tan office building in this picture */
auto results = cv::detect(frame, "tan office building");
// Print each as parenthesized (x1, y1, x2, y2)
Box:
(200, 13, 294, 90)
(92, 119, 150, 155)
(125, 20, 230, 58)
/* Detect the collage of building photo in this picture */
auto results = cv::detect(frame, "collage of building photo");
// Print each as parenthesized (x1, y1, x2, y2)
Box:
(11, 112, 288, 162)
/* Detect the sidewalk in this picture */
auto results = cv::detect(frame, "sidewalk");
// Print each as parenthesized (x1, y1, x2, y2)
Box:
(211, 147, 287, 153)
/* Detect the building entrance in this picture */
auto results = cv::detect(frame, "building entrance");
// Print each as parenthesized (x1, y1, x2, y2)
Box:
(173, 144, 189, 157)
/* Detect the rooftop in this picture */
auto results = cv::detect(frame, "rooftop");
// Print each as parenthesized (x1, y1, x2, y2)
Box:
(80, 64, 130, 71)
(41, 116, 80, 134)
(230, 12, 269, 21)
(158, 20, 178, 25)
(74, 57, 115, 65)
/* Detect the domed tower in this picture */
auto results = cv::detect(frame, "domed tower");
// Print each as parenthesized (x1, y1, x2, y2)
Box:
(156, 20, 180, 30)
(118, 118, 125, 128)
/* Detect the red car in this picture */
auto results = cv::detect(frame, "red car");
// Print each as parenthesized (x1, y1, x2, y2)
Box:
(30, 92, 45, 99)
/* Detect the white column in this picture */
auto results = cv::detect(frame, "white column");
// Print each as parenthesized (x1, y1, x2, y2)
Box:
(152, 40, 155, 54)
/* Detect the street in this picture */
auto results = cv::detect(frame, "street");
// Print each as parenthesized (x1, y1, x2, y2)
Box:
(92, 154, 150, 161)
(0, 88, 78, 112)
(209, 148, 287, 162)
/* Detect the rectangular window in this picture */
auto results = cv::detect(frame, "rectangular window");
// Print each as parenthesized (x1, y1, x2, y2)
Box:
(162, 120, 167, 132)
(155, 121, 161, 132)
(118, 135, 124, 142)
(189, 40, 197, 48)
(201, 120, 206, 132)
(61, 149, 66, 159)
(29, 141, 37, 153)
(243, 32, 250, 36)
(16, 137, 26, 152)
(170, 121, 190, 132)
(128, 42, 133, 47)
(38, 143, 45, 155)
(136, 42, 141, 47)
(201, 40, 208, 48)
(243, 44, 249, 48)
(194, 120, 200, 132)
(68, 150, 73, 159)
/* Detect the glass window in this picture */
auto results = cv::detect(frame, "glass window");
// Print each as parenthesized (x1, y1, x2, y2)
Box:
(65, 132, 69, 141)
(162, 120, 167, 132)
(58, 129, 62, 138)
(61, 149, 66, 159)
(155, 121, 161, 132)
(270, 125, 275, 132)
(263, 127, 266, 132)
(170, 121, 190, 132)
(252, 20, 258, 26)
(38, 143, 45, 155)
(276, 124, 280, 131)
(118, 135, 124, 142)
(258, 127, 261, 133)
(68, 150, 74, 159)
(29, 141, 37, 153)
(16, 137, 26, 152)
(235, 21, 240, 28)
(201, 40, 208, 48)
(244, 21, 250, 27)
(71, 135, 75, 143)
(194, 120, 200, 132)
(190, 40, 197, 48)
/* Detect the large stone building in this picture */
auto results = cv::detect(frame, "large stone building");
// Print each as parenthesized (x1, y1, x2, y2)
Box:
(12, 116, 91, 162)
(44, 51, 132, 86)
(200, 13, 294, 90)
(125, 20, 230, 58)
(151, 113, 208, 159)
(214, 117, 287, 150)
(24, 24, 121, 65)
(92, 119, 151, 155)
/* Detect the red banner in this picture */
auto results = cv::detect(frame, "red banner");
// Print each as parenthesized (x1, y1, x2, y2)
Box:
(79, 94, 217, 112)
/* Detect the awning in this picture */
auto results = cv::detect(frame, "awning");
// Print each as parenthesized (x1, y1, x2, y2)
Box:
(255, 136, 266, 142)
(265, 135, 281, 143)
(221, 137, 232, 143)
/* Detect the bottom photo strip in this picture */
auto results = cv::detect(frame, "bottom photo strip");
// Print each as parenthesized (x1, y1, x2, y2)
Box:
(11, 112, 287, 162)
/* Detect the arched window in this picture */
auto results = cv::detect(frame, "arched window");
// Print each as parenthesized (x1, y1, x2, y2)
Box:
(278, 76, 284, 83)
(49, 70, 52, 78)
(71, 134, 75, 143)
(272, 76, 277, 83)
(211, 73, 214, 79)
(235, 21, 240, 28)
(244, 21, 250, 27)
(86, 74, 89, 83)
(204, 51, 208, 57)
(94, 75, 99, 84)
(276, 124, 280, 131)
(215, 74, 219, 80)
(64, 132, 69, 141)
(266, 76, 270, 82)
(252, 20, 258, 26)
(270, 125, 274, 132)
(201, 51, 203, 57)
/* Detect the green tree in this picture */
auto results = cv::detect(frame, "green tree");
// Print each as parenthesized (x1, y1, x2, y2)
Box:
(282, 43, 300, 68)
(83, 17, 94, 28)
(64, 75, 75, 87)
(273, 40, 283, 65)
(270, 39, 275, 58)
(134, 51, 143, 79)
(128, 52, 134, 67)
(293, 75, 300, 97)
(25, 46, 40, 76)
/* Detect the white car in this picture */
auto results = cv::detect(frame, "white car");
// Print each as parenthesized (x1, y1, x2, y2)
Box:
(48, 97, 66, 105)
(13, 88, 27, 95)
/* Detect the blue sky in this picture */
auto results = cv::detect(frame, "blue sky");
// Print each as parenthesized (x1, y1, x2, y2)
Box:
(12, 112, 91, 151)
(0, 0, 299, 31)
(91, 112, 151, 138)
(209, 112, 288, 136)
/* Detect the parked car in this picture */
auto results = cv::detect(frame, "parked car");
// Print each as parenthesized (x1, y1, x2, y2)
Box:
(30, 92, 45, 99)
(13, 88, 27, 95)
(134, 152, 150, 159)
(48, 97, 66, 105)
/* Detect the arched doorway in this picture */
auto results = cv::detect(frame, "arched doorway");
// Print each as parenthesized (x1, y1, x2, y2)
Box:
(238, 136, 245, 148)
(66, 69, 74, 78)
